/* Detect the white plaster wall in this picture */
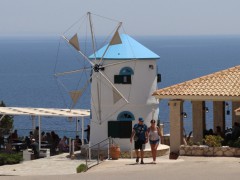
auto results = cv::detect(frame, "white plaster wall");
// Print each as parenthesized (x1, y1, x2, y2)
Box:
(90, 59, 159, 150)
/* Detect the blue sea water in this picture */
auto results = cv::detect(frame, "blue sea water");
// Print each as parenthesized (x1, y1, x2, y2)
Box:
(0, 35, 239, 137)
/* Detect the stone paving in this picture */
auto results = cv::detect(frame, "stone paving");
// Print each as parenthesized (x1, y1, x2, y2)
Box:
(1, 153, 240, 180)
(1, 144, 240, 180)
(0, 145, 169, 176)
(0, 153, 97, 176)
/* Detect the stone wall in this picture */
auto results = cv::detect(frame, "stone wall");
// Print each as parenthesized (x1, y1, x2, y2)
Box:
(81, 144, 170, 159)
(162, 135, 170, 145)
(180, 145, 240, 157)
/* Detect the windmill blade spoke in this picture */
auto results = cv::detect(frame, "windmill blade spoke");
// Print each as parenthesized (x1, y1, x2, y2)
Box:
(98, 22, 122, 65)
(61, 35, 95, 66)
(70, 75, 92, 109)
(101, 59, 136, 68)
(90, 94, 101, 123)
(89, 72, 102, 123)
(54, 67, 92, 77)
(55, 12, 134, 124)
(99, 71, 129, 104)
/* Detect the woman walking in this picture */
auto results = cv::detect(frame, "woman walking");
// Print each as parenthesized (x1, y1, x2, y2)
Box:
(148, 119, 162, 164)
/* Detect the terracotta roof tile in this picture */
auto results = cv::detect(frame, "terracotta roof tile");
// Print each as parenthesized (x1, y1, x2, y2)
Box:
(153, 65, 240, 99)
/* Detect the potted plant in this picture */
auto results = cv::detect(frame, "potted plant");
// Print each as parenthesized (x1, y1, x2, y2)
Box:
(109, 144, 120, 160)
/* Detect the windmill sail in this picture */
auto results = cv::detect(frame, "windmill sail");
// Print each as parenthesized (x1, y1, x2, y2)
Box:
(55, 12, 132, 124)
(69, 33, 80, 51)
(113, 87, 122, 104)
(109, 31, 122, 45)
(69, 90, 82, 107)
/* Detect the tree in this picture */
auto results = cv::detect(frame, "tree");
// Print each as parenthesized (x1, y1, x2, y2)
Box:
(0, 101, 14, 136)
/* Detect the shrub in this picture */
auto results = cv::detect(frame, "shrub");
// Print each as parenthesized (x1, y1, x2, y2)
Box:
(188, 140, 194, 146)
(0, 152, 23, 166)
(203, 135, 223, 147)
(0, 101, 14, 136)
(227, 139, 240, 148)
(187, 140, 201, 146)
(76, 164, 87, 173)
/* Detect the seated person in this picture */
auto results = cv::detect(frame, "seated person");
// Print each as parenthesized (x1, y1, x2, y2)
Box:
(31, 139, 39, 159)
(74, 135, 82, 151)
(58, 136, 69, 152)
(11, 130, 18, 142)
(232, 122, 240, 140)
(41, 131, 47, 141)
(0, 136, 4, 149)
(215, 126, 224, 138)
(33, 126, 39, 140)
(25, 136, 31, 148)
(208, 129, 214, 135)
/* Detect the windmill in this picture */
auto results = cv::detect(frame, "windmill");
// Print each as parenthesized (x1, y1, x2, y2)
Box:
(54, 12, 160, 150)
(54, 12, 133, 124)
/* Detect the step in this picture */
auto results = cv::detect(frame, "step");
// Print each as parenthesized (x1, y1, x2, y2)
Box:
(121, 144, 170, 158)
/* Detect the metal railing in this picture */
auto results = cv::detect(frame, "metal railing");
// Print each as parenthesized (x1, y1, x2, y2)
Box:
(84, 137, 116, 170)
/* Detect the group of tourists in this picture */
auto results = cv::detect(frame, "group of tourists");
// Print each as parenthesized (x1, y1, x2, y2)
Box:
(130, 117, 163, 164)
(203, 122, 240, 146)
(58, 135, 83, 152)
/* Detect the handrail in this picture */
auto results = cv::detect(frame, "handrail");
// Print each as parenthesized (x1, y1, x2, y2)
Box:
(84, 137, 114, 171)
(87, 137, 112, 149)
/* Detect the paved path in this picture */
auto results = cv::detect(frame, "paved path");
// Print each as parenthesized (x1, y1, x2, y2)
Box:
(1, 153, 240, 180)
(83, 156, 240, 180)
(0, 153, 96, 176)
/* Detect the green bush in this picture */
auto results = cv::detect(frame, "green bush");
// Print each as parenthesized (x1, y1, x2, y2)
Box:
(76, 164, 87, 173)
(227, 139, 240, 148)
(0, 152, 23, 166)
(0, 101, 14, 136)
(204, 135, 223, 147)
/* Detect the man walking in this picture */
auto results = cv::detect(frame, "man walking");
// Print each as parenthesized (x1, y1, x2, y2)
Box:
(130, 117, 148, 164)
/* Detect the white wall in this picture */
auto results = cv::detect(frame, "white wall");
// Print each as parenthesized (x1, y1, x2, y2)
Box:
(90, 59, 159, 150)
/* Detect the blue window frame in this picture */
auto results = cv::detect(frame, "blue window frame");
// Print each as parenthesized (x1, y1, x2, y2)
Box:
(114, 67, 134, 84)
(119, 67, 134, 75)
(117, 111, 135, 121)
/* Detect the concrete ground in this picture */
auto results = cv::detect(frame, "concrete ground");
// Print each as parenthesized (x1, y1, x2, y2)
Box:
(0, 152, 95, 176)
(1, 152, 240, 180)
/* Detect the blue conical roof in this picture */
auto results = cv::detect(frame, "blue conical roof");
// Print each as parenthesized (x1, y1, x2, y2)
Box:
(89, 34, 160, 60)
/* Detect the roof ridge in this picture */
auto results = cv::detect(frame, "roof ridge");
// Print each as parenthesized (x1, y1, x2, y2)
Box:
(163, 65, 240, 89)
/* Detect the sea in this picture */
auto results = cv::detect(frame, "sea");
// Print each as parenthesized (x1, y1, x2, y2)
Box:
(0, 35, 239, 138)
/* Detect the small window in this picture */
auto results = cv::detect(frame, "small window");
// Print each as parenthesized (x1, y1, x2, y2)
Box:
(114, 75, 131, 84)
(114, 67, 133, 84)
(114, 75, 123, 84)
(119, 67, 134, 75)
(117, 111, 135, 121)
(157, 73, 161, 83)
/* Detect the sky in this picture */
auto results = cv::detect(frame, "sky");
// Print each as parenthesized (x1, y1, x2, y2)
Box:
(1, 0, 240, 36)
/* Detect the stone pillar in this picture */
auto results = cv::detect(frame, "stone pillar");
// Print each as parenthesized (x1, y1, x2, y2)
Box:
(213, 101, 225, 132)
(232, 101, 240, 125)
(169, 100, 183, 153)
(192, 101, 206, 143)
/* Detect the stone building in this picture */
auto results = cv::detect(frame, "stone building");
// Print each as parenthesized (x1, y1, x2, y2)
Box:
(153, 65, 240, 154)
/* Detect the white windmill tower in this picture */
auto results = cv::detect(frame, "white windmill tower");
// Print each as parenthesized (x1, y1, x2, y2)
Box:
(54, 12, 160, 151)
(89, 33, 160, 151)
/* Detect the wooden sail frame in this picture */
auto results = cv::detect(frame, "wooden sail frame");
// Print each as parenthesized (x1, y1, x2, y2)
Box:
(54, 12, 135, 124)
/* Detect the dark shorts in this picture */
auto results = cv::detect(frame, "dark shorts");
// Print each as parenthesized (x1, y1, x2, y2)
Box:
(149, 139, 160, 145)
(134, 140, 145, 150)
